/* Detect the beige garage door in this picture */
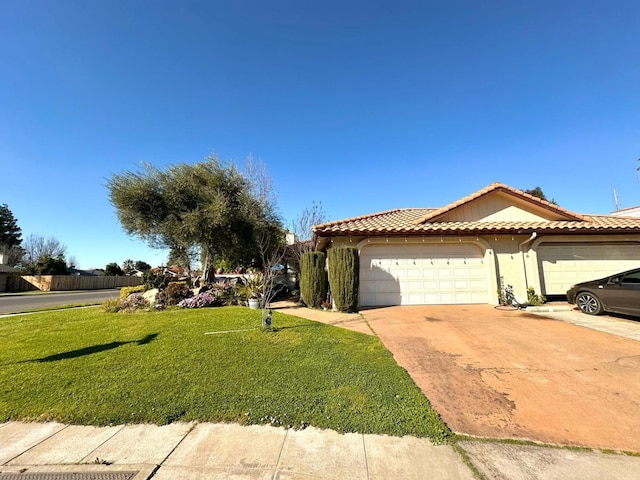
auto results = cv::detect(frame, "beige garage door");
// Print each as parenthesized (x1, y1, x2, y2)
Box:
(538, 243, 640, 295)
(359, 243, 488, 306)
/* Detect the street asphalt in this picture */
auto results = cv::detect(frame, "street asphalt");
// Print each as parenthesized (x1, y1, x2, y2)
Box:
(0, 289, 120, 314)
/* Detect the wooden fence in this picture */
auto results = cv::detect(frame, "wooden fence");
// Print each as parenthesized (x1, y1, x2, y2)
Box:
(12, 275, 143, 292)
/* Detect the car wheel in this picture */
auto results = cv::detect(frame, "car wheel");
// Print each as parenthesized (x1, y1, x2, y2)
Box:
(575, 291, 603, 315)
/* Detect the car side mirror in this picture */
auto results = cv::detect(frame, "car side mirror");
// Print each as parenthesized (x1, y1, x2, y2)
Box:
(609, 277, 621, 285)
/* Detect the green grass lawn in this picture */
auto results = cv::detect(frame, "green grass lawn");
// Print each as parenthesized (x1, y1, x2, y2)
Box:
(0, 306, 449, 443)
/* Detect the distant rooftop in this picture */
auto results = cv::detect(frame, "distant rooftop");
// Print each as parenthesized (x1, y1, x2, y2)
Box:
(610, 206, 640, 218)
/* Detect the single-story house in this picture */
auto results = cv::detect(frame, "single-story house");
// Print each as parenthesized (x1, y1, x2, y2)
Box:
(611, 205, 640, 218)
(312, 183, 640, 307)
(0, 253, 21, 292)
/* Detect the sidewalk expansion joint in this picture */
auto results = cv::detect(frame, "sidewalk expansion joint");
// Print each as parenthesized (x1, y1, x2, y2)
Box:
(271, 427, 289, 479)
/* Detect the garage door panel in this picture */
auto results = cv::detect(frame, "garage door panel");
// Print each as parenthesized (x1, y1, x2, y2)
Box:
(406, 280, 423, 290)
(378, 293, 401, 305)
(359, 243, 488, 306)
(439, 280, 455, 290)
(539, 244, 640, 295)
(359, 282, 377, 294)
(439, 293, 455, 303)
(471, 292, 489, 302)
(455, 292, 470, 302)
(406, 269, 421, 278)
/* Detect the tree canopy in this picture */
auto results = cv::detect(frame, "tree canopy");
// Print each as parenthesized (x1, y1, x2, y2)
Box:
(0, 204, 22, 249)
(134, 260, 152, 272)
(0, 204, 24, 266)
(108, 156, 283, 279)
(25, 254, 68, 275)
(523, 186, 557, 205)
(105, 262, 124, 276)
(19, 234, 69, 273)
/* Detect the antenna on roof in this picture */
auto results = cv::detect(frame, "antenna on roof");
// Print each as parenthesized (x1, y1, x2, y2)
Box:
(613, 188, 621, 211)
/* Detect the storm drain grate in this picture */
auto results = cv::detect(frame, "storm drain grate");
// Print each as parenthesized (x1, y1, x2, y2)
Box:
(0, 473, 138, 480)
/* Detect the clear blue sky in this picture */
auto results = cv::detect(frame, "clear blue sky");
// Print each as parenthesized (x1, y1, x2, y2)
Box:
(1, 1, 639, 269)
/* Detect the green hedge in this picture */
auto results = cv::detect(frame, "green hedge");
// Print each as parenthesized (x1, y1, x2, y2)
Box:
(328, 246, 359, 312)
(299, 251, 327, 308)
(120, 284, 146, 299)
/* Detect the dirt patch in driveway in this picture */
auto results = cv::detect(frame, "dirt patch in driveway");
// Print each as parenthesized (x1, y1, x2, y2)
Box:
(362, 305, 640, 452)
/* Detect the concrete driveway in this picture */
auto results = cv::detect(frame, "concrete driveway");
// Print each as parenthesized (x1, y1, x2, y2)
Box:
(361, 305, 640, 452)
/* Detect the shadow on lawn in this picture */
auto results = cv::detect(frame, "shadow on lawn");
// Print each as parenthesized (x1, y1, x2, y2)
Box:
(23, 333, 159, 363)
(270, 323, 324, 332)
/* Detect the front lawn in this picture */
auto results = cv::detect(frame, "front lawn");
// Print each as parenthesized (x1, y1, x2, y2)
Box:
(0, 306, 449, 442)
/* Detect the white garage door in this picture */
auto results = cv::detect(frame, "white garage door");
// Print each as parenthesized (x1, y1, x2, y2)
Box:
(359, 243, 488, 306)
(538, 243, 640, 295)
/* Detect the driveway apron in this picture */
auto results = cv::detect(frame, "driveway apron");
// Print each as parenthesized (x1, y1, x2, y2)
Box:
(362, 305, 640, 452)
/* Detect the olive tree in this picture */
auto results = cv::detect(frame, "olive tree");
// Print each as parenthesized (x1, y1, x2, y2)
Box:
(107, 155, 283, 281)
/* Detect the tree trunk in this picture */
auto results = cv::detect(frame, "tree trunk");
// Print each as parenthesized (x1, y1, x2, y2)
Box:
(202, 247, 215, 282)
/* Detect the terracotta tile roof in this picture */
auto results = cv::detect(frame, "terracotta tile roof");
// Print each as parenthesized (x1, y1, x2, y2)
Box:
(314, 212, 640, 236)
(313, 208, 436, 234)
(312, 183, 640, 237)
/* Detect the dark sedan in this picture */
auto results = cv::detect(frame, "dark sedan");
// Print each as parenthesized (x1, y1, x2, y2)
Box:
(567, 268, 640, 316)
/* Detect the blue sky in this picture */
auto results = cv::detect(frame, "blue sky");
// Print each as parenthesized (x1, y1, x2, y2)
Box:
(1, 1, 639, 269)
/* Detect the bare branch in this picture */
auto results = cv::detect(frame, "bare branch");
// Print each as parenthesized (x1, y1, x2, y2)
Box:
(287, 202, 327, 271)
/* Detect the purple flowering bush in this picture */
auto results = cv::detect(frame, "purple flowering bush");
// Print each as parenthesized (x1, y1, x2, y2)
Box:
(102, 292, 150, 313)
(178, 291, 219, 308)
(121, 292, 150, 312)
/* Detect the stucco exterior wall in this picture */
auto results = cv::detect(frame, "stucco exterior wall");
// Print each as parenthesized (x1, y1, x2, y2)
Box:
(441, 194, 552, 223)
(480, 234, 538, 303)
(321, 233, 640, 305)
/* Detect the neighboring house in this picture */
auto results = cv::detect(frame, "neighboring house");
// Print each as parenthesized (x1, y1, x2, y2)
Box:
(611, 205, 640, 218)
(312, 183, 640, 307)
(67, 268, 100, 276)
(165, 266, 186, 277)
(126, 269, 146, 277)
(0, 253, 22, 292)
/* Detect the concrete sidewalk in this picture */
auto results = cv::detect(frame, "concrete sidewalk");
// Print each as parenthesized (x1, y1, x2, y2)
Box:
(528, 307, 640, 341)
(0, 421, 472, 479)
(3, 421, 640, 479)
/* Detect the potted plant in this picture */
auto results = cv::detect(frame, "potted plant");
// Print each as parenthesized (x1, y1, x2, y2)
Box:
(242, 273, 264, 309)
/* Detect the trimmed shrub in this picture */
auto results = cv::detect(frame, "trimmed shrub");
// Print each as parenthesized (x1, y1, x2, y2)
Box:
(120, 285, 145, 299)
(328, 246, 359, 312)
(299, 251, 327, 308)
(156, 281, 192, 307)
